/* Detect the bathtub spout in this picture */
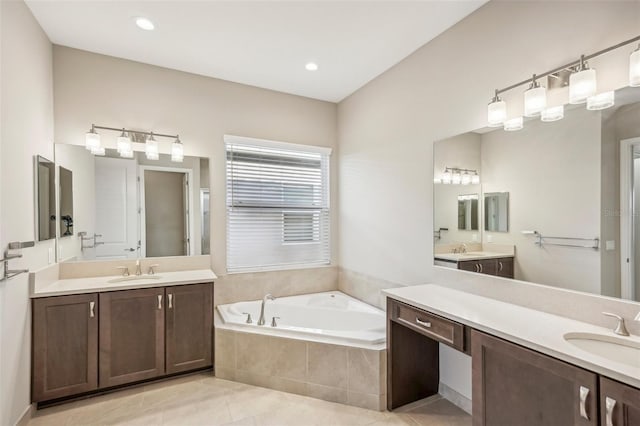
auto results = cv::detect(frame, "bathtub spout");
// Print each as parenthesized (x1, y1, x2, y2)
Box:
(258, 294, 276, 326)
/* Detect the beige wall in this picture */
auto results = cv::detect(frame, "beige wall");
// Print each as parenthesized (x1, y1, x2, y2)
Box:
(0, 0, 54, 423)
(52, 46, 339, 276)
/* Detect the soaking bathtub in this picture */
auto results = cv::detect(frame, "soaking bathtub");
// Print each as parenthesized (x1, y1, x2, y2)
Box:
(216, 290, 386, 346)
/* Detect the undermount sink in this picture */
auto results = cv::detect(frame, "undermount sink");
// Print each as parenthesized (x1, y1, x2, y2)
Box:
(108, 275, 162, 284)
(564, 332, 640, 368)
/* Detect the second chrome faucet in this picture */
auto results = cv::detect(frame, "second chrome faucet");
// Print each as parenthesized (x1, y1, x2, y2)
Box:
(258, 293, 276, 326)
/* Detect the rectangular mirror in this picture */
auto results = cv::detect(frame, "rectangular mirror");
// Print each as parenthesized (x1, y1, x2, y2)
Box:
(59, 166, 74, 237)
(458, 194, 479, 231)
(54, 144, 210, 261)
(484, 192, 508, 232)
(433, 86, 640, 302)
(36, 155, 55, 241)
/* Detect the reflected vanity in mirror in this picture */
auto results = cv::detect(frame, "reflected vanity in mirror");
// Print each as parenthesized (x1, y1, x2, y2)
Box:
(54, 144, 210, 261)
(433, 86, 640, 302)
(36, 156, 55, 241)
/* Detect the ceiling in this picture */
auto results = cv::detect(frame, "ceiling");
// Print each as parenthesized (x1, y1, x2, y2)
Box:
(26, 0, 486, 102)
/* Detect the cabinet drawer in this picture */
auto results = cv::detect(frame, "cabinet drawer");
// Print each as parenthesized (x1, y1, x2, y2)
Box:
(390, 300, 465, 351)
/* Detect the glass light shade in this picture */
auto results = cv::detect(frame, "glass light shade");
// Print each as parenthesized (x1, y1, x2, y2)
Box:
(471, 173, 480, 185)
(91, 146, 105, 156)
(451, 171, 462, 185)
(503, 116, 523, 131)
(540, 105, 564, 122)
(145, 137, 159, 160)
(569, 68, 596, 104)
(630, 48, 640, 87)
(461, 172, 471, 185)
(117, 134, 132, 154)
(85, 130, 101, 151)
(524, 86, 547, 117)
(171, 140, 184, 162)
(487, 99, 507, 127)
(119, 147, 134, 158)
(587, 91, 615, 111)
(433, 177, 442, 184)
(441, 170, 452, 184)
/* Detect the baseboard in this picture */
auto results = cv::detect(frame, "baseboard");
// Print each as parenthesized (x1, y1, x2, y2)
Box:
(14, 404, 34, 426)
(439, 382, 472, 415)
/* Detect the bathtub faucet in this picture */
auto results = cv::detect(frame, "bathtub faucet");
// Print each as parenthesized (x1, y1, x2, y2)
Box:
(258, 294, 276, 326)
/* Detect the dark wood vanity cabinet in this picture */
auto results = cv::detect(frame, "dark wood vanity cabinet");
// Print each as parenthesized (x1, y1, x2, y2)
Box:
(32, 293, 99, 402)
(32, 282, 214, 404)
(458, 257, 514, 279)
(99, 287, 166, 387)
(600, 377, 640, 426)
(472, 330, 598, 426)
(165, 283, 213, 374)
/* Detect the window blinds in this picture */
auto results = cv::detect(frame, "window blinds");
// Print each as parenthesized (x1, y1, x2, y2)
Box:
(225, 136, 331, 272)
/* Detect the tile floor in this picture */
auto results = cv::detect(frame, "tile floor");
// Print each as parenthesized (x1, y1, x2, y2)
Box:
(29, 373, 471, 426)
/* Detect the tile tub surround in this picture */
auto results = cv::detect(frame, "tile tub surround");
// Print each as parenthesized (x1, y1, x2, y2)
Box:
(213, 265, 338, 306)
(214, 328, 387, 411)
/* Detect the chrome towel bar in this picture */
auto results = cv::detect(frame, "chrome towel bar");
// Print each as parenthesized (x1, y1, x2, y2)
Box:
(523, 231, 599, 250)
(2, 241, 34, 281)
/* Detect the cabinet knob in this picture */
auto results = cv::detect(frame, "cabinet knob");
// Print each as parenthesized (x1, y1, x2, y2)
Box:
(157, 294, 163, 310)
(579, 386, 590, 420)
(89, 301, 95, 318)
(168, 294, 173, 309)
(605, 396, 617, 426)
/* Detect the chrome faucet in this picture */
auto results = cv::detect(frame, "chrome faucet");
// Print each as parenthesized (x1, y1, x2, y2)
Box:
(258, 294, 275, 326)
(602, 312, 630, 336)
(135, 259, 142, 276)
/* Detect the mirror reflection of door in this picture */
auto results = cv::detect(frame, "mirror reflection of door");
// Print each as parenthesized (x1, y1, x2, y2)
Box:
(457, 194, 479, 231)
(94, 157, 139, 259)
(484, 192, 509, 232)
(142, 169, 190, 257)
(621, 137, 640, 302)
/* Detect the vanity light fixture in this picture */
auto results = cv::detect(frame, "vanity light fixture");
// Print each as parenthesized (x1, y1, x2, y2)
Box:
(486, 34, 640, 131)
(461, 171, 472, 185)
(171, 136, 184, 162)
(85, 125, 101, 152)
(540, 105, 565, 122)
(524, 74, 547, 117)
(145, 132, 159, 160)
(116, 128, 132, 156)
(92, 146, 106, 156)
(471, 172, 480, 185)
(441, 169, 452, 184)
(630, 44, 640, 86)
(438, 167, 480, 185)
(451, 170, 462, 185)
(586, 91, 615, 111)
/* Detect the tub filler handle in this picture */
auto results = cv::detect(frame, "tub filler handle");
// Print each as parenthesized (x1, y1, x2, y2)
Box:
(242, 312, 253, 324)
(271, 316, 280, 327)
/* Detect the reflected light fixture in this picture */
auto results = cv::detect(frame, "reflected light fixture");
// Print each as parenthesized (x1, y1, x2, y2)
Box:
(587, 91, 615, 110)
(540, 105, 564, 122)
(569, 55, 597, 104)
(438, 167, 480, 185)
(85, 125, 101, 152)
(523, 74, 546, 117)
(171, 136, 184, 162)
(629, 44, 640, 87)
(461, 171, 471, 185)
(145, 132, 159, 160)
(503, 116, 523, 132)
(91, 146, 106, 156)
(441, 169, 452, 184)
(117, 128, 132, 156)
(451, 170, 462, 185)
(487, 90, 507, 127)
(471, 172, 480, 185)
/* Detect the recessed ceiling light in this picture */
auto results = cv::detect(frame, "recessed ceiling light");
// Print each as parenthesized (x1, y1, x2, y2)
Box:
(305, 62, 318, 71)
(135, 17, 155, 31)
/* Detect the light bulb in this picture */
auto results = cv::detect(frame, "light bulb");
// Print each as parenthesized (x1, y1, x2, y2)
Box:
(442, 170, 452, 184)
(452, 171, 462, 185)
(587, 91, 615, 110)
(471, 173, 480, 185)
(569, 56, 596, 104)
(171, 136, 184, 162)
(630, 45, 640, 87)
(504, 116, 523, 131)
(85, 126, 101, 151)
(541, 105, 564, 122)
(91, 146, 105, 156)
(461, 172, 471, 185)
(487, 91, 506, 127)
(145, 133, 159, 160)
(524, 76, 546, 117)
(117, 129, 132, 154)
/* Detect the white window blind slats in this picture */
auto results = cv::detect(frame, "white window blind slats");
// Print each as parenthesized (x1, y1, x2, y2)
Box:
(226, 139, 330, 272)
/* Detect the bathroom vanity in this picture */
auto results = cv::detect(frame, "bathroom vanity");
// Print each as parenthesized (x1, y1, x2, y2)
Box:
(433, 252, 514, 279)
(30, 269, 215, 405)
(384, 285, 640, 426)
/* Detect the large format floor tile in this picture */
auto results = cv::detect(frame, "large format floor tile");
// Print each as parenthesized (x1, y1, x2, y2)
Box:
(29, 373, 470, 426)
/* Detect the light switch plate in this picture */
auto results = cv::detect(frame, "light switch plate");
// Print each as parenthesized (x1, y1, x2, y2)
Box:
(606, 240, 616, 251)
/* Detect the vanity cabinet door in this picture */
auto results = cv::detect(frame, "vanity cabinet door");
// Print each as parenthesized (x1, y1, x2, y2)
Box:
(600, 377, 640, 426)
(478, 259, 497, 276)
(472, 330, 598, 426)
(32, 294, 99, 402)
(165, 283, 213, 374)
(496, 257, 514, 278)
(459, 260, 481, 273)
(99, 288, 165, 387)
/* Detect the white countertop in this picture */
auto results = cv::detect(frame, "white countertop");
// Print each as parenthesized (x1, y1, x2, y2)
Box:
(434, 251, 513, 262)
(383, 284, 640, 389)
(31, 269, 217, 298)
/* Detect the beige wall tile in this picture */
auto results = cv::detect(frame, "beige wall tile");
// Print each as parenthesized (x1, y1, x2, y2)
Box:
(236, 332, 272, 375)
(214, 329, 236, 369)
(307, 342, 348, 389)
(268, 377, 307, 397)
(270, 337, 307, 381)
(348, 348, 382, 394)
(347, 391, 384, 411)
(306, 383, 348, 404)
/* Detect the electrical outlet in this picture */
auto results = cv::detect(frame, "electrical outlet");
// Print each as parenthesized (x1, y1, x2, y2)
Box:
(606, 240, 616, 251)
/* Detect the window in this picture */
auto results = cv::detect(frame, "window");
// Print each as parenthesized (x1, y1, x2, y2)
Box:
(225, 135, 331, 272)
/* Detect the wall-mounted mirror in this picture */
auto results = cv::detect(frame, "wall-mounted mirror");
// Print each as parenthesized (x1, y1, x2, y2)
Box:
(484, 192, 508, 232)
(458, 194, 479, 231)
(58, 166, 74, 237)
(433, 86, 640, 302)
(36, 155, 55, 241)
(54, 144, 210, 262)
